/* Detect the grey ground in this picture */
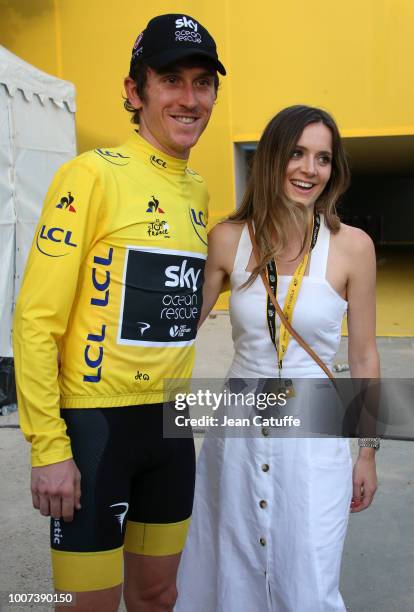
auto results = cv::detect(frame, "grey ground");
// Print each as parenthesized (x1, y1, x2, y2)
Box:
(0, 313, 413, 611)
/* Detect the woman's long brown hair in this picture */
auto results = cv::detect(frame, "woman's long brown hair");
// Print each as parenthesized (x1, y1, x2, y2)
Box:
(229, 105, 350, 284)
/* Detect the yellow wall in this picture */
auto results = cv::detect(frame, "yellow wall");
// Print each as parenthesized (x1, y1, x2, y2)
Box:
(2, 0, 414, 313)
(0, 0, 235, 223)
(229, 1, 414, 142)
(2, 0, 414, 217)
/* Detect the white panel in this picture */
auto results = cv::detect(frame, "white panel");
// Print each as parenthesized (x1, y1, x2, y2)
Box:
(13, 90, 76, 153)
(0, 84, 11, 146)
(0, 53, 76, 358)
(14, 148, 76, 293)
(0, 224, 15, 356)
(0, 85, 14, 225)
(12, 92, 76, 301)
(14, 148, 72, 221)
(0, 85, 14, 356)
(0, 46, 76, 112)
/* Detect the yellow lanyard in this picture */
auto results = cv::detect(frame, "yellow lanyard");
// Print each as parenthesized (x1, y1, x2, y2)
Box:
(277, 251, 310, 369)
(271, 214, 318, 370)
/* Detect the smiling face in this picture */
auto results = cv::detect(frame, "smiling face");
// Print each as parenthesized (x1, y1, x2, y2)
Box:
(124, 65, 216, 159)
(284, 122, 333, 207)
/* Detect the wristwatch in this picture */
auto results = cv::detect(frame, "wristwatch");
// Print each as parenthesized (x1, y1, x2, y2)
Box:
(358, 437, 380, 450)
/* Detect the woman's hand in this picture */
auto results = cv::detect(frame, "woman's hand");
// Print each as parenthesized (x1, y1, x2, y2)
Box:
(350, 449, 377, 513)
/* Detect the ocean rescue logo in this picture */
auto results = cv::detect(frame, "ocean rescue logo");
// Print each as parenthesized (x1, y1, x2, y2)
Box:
(175, 17, 201, 43)
(118, 248, 205, 347)
(36, 225, 77, 257)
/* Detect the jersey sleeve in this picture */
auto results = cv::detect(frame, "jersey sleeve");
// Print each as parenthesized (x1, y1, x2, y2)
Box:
(13, 159, 107, 467)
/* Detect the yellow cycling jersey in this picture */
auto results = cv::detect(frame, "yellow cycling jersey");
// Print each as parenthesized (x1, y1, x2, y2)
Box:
(13, 132, 208, 466)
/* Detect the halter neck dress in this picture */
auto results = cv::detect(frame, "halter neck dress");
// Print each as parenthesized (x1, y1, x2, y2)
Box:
(175, 217, 352, 612)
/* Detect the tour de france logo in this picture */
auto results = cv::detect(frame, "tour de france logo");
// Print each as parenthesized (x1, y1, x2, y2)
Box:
(146, 195, 170, 238)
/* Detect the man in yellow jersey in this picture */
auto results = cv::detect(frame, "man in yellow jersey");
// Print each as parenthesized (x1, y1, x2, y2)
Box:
(13, 14, 225, 611)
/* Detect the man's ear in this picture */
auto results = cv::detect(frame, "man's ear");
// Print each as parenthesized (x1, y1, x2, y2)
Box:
(124, 76, 143, 110)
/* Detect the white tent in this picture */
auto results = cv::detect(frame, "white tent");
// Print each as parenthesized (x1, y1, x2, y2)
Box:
(0, 46, 76, 357)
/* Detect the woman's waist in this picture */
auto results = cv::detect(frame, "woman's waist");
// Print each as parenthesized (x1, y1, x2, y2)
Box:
(228, 354, 332, 379)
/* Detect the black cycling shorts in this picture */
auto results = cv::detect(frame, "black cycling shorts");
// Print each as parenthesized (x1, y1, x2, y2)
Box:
(50, 403, 195, 592)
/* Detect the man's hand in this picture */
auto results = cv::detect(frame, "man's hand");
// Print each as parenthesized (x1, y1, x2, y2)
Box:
(31, 458, 81, 522)
(350, 451, 377, 513)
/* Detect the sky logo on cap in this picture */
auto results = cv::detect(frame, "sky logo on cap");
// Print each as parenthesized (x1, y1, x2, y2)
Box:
(175, 17, 198, 32)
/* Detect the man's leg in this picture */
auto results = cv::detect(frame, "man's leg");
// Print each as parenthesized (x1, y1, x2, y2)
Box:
(123, 552, 181, 611)
(123, 406, 195, 612)
(52, 544, 124, 611)
(56, 585, 122, 612)
(52, 408, 132, 610)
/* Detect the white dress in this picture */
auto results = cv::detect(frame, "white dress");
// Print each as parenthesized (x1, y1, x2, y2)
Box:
(175, 219, 353, 612)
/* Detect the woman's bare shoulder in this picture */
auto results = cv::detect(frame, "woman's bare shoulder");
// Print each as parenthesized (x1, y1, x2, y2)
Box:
(208, 220, 246, 274)
(208, 219, 245, 246)
(335, 222, 375, 257)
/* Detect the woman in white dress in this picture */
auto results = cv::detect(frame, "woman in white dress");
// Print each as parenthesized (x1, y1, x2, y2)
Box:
(175, 105, 380, 612)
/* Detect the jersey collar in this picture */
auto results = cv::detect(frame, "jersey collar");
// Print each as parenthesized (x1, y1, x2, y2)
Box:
(125, 130, 188, 175)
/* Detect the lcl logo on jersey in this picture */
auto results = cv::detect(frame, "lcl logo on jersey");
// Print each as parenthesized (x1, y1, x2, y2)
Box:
(95, 148, 130, 166)
(36, 225, 77, 257)
(83, 247, 113, 384)
(150, 155, 167, 169)
(189, 208, 207, 246)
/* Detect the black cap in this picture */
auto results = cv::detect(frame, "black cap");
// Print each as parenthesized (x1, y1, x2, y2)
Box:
(130, 14, 226, 76)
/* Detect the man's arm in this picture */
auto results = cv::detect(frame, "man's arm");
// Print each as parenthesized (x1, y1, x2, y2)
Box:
(13, 158, 106, 518)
